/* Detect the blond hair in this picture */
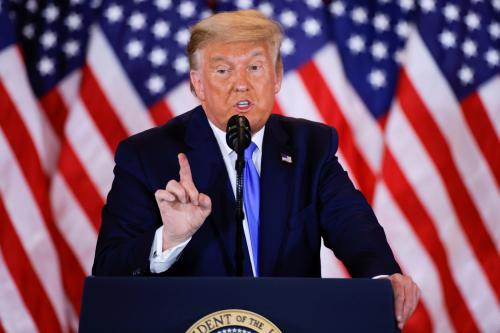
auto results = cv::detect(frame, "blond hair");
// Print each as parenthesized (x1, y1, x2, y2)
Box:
(187, 10, 283, 73)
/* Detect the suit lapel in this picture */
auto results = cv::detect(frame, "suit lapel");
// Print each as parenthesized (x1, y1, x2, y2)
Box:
(184, 107, 242, 275)
(259, 115, 294, 276)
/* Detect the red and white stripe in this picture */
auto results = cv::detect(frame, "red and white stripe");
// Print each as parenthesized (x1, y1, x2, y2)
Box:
(314, 43, 384, 173)
(0, 250, 38, 333)
(0, 129, 67, 332)
(374, 182, 454, 333)
(478, 77, 500, 138)
(404, 34, 500, 251)
(86, 27, 155, 135)
(164, 81, 199, 118)
(385, 102, 498, 331)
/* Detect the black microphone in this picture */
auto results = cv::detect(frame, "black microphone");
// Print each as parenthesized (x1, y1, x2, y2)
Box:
(226, 115, 251, 155)
(225, 115, 251, 276)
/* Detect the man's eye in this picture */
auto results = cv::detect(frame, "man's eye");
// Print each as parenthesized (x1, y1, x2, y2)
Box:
(249, 65, 261, 71)
(216, 69, 229, 74)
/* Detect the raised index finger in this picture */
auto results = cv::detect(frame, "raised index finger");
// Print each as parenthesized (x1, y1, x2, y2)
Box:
(178, 153, 193, 184)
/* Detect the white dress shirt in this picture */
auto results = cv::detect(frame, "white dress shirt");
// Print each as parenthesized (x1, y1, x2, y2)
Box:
(149, 120, 264, 276)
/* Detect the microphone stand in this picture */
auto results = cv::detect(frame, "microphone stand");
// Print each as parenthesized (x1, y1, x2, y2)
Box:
(226, 114, 250, 277)
(235, 146, 245, 277)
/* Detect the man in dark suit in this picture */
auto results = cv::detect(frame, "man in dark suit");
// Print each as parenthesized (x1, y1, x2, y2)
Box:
(93, 9, 419, 329)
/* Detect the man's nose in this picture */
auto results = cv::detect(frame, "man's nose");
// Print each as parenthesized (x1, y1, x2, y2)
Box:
(234, 69, 250, 92)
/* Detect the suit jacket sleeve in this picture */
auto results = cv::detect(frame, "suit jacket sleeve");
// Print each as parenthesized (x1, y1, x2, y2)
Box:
(319, 128, 401, 278)
(92, 138, 160, 276)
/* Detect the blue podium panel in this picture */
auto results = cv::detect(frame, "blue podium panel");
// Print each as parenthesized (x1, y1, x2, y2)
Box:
(79, 277, 397, 333)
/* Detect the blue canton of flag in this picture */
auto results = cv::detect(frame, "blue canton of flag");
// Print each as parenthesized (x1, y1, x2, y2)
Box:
(418, 0, 500, 99)
(4, 0, 99, 97)
(99, 0, 213, 108)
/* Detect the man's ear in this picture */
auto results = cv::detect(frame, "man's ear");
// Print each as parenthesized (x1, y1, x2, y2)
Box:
(190, 70, 205, 101)
(274, 65, 283, 94)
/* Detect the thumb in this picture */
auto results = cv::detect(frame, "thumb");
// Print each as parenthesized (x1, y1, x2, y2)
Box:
(198, 193, 212, 216)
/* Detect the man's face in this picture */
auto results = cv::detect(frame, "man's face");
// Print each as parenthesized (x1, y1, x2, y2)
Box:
(190, 40, 282, 134)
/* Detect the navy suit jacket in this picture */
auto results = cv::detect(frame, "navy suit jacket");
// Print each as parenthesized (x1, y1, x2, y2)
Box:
(92, 106, 400, 278)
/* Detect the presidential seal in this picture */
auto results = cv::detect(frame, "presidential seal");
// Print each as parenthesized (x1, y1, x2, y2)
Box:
(186, 309, 281, 333)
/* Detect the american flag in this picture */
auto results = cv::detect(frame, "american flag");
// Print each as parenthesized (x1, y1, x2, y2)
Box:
(0, 0, 498, 331)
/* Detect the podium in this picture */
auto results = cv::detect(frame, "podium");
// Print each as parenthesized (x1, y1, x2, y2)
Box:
(79, 277, 398, 332)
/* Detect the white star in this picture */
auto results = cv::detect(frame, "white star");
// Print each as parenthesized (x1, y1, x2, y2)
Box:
(371, 41, 388, 60)
(174, 56, 189, 74)
(303, 18, 321, 37)
(178, 1, 196, 18)
(330, 1, 345, 16)
(175, 28, 190, 46)
(462, 39, 477, 57)
(438, 30, 456, 49)
(105, 4, 123, 23)
(63, 40, 80, 57)
(373, 13, 390, 32)
(399, 0, 415, 11)
(347, 34, 365, 54)
(465, 12, 480, 31)
(396, 21, 411, 38)
(280, 10, 297, 28)
(258, 3, 273, 17)
(458, 66, 474, 85)
(65, 13, 82, 31)
(38, 57, 54, 76)
(40, 31, 57, 49)
(236, 0, 253, 9)
(23, 24, 35, 39)
(125, 39, 144, 59)
(488, 23, 500, 40)
(485, 48, 499, 67)
(443, 4, 459, 22)
(152, 20, 170, 39)
(43, 4, 59, 22)
(146, 75, 165, 94)
(281, 37, 295, 55)
(493, 0, 500, 11)
(351, 7, 368, 24)
(26, 0, 37, 13)
(419, 0, 435, 13)
(149, 47, 167, 67)
(70, 0, 84, 4)
(368, 69, 386, 88)
(305, 0, 323, 9)
(154, 0, 172, 10)
(128, 12, 146, 30)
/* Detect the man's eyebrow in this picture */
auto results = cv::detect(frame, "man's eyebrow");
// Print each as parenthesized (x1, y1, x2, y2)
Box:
(249, 50, 265, 58)
(209, 51, 266, 63)
(209, 55, 227, 63)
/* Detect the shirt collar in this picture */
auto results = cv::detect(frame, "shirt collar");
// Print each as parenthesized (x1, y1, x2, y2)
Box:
(208, 118, 265, 156)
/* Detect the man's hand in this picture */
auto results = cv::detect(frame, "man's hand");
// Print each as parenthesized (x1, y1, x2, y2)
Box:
(154, 153, 212, 251)
(388, 273, 420, 330)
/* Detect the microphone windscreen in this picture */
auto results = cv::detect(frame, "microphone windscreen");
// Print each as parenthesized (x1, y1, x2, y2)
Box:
(226, 115, 251, 153)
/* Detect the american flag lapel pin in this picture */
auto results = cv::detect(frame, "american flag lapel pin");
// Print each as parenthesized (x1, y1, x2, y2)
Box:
(281, 153, 292, 164)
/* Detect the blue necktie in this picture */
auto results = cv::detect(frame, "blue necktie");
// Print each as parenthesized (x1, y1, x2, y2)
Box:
(243, 142, 260, 277)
